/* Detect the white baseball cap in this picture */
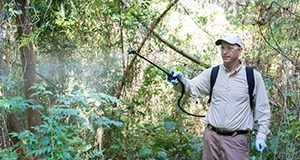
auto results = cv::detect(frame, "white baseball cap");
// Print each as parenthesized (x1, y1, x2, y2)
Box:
(215, 34, 243, 47)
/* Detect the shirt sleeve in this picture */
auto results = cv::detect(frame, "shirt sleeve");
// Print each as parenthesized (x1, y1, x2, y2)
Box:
(254, 71, 271, 141)
(174, 68, 211, 98)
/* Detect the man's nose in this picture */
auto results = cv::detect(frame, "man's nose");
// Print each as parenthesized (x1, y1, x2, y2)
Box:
(222, 50, 228, 55)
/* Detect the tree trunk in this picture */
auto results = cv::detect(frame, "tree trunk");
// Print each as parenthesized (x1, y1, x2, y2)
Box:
(1, 66, 25, 148)
(0, 56, 10, 148)
(15, 0, 41, 133)
(0, 8, 24, 148)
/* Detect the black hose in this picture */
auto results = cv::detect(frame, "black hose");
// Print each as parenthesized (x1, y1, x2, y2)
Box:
(177, 80, 205, 117)
(128, 49, 205, 117)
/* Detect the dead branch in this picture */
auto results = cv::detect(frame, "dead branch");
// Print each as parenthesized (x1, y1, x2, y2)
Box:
(116, 0, 180, 98)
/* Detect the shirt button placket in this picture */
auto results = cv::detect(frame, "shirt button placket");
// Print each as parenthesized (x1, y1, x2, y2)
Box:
(224, 76, 231, 126)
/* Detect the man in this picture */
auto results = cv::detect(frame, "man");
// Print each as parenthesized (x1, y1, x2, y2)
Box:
(167, 34, 271, 160)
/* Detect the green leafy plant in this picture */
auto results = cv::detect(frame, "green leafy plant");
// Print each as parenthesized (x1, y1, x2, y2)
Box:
(1, 85, 123, 160)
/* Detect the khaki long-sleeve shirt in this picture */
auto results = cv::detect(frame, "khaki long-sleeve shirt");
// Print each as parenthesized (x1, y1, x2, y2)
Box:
(177, 64, 271, 140)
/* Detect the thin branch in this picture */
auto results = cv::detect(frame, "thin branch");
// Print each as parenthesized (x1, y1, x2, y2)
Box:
(120, 0, 209, 67)
(256, 1, 299, 68)
(152, 30, 209, 68)
(270, 1, 299, 18)
(117, 0, 179, 98)
(133, 15, 209, 67)
(36, 72, 56, 88)
(178, 2, 214, 40)
(258, 26, 295, 65)
(268, 21, 284, 54)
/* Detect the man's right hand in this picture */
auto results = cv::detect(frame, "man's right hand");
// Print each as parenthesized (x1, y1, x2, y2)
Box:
(166, 71, 183, 85)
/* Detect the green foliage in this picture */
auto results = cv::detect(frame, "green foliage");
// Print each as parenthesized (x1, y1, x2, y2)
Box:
(115, 120, 203, 159)
(29, 83, 54, 97)
(0, 96, 38, 112)
(1, 85, 122, 159)
(271, 109, 300, 159)
(0, 146, 19, 160)
(1, 0, 299, 159)
(10, 116, 93, 159)
(248, 107, 300, 159)
(197, 16, 208, 26)
(139, 147, 152, 158)
(3, 2, 22, 17)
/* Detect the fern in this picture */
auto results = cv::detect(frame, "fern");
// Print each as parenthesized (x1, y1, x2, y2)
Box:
(88, 149, 105, 159)
(0, 96, 32, 111)
(29, 83, 53, 97)
(30, 104, 44, 109)
(0, 146, 18, 160)
(0, 97, 10, 109)
(31, 146, 51, 156)
(6, 84, 123, 159)
(90, 115, 123, 128)
(62, 151, 72, 159)
(89, 92, 119, 105)
(49, 108, 80, 116)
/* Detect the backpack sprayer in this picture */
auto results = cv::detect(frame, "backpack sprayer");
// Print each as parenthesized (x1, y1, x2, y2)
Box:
(128, 49, 205, 117)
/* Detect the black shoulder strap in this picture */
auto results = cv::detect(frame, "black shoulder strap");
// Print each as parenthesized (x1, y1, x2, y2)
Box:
(246, 66, 255, 110)
(208, 65, 220, 104)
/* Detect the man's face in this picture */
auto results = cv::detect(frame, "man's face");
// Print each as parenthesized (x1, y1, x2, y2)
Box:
(220, 42, 242, 64)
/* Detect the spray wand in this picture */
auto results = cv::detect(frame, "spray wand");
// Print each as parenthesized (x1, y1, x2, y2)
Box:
(128, 49, 205, 117)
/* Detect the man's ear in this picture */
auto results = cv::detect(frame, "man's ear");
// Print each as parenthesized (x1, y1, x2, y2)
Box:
(237, 47, 243, 57)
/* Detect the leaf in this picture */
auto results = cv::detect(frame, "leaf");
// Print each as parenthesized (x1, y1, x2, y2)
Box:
(139, 147, 151, 158)
(164, 121, 176, 130)
(88, 149, 105, 159)
(192, 142, 203, 150)
(50, 108, 80, 116)
(57, 96, 71, 106)
(13, 10, 22, 15)
(197, 16, 208, 25)
(157, 151, 168, 159)
(34, 146, 51, 155)
(0, 98, 10, 109)
(96, 116, 123, 128)
(7, 96, 32, 110)
(110, 143, 121, 150)
(30, 104, 44, 110)
(97, 92, 119, 104)
(81, 144, 92, 152)
(269, 137, 278, 153)
(0, 146, 19, 160)
(41, 136, 51, 145)
(62, 152, 72, 159)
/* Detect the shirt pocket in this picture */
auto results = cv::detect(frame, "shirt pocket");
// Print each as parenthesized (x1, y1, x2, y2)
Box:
(211, 86, 227, 105)
(231, 84, 249, 104)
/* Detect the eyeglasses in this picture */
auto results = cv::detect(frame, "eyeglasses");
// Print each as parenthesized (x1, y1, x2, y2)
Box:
(221, 45, 240, 51)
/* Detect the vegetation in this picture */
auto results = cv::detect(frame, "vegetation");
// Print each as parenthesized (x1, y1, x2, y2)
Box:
(0, 0, 299, 159)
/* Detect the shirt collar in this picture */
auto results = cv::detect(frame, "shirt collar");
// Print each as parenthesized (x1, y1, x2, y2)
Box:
(221, 61, 244, 75)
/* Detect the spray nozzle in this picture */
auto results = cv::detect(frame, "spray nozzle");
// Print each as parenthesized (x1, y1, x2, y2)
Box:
(127, 49, 136, 54)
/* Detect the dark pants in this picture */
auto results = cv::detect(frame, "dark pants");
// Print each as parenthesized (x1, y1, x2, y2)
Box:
(203, 126, 249, 160)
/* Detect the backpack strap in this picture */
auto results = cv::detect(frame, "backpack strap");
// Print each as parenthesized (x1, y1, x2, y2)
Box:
(208, 65, 220, 104)
(246, 66, 255, 110)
